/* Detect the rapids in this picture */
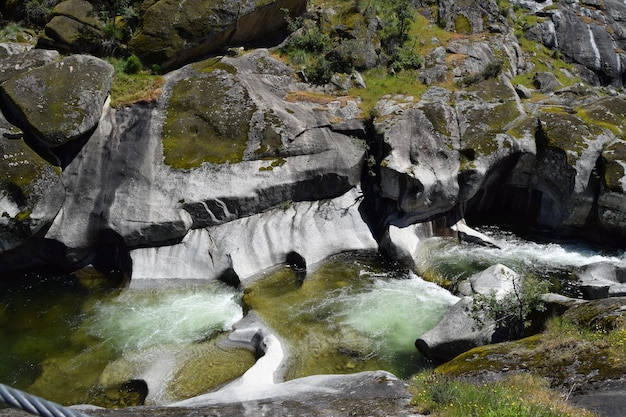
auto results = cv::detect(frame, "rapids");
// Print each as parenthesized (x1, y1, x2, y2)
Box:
(0, 226, 624, 407)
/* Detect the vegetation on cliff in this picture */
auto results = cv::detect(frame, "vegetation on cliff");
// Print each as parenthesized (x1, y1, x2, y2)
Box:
(1, 1, 626, 415)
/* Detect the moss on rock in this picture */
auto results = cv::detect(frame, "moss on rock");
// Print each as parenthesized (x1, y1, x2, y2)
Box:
(536, 110, 602, 165)
(0, 134, 63, 252)
(0, 54, 114, 148)
(437, 299, 626, 388)
(162, 60, 255, 168)
(602, 140, 626, 193)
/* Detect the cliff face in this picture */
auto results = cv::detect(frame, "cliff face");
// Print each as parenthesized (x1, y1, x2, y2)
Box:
(0, 0, 625, 282)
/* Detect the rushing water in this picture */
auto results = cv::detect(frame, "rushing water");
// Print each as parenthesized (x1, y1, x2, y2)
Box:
(1, 226, 623, 407)
(243, 253, 458, 379)
(416, 226, 626, 293)
(0, 278, 246, 407)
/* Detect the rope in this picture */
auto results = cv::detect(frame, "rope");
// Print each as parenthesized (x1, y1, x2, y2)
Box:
(0, 383, 92, 417)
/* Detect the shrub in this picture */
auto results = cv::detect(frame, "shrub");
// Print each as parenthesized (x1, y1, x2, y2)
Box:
(304, 57, 333, 84)
(468, 274, 550, 339)
(459, 59, 505, 86)
(23, 0, 58, 27)
(389, 45, 422, 72)
(124, 54, 142, 74)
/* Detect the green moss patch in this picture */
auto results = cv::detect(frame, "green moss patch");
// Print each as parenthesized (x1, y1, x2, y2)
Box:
(536, 111, 602, 164)
(578, 96, 626, 135)
(162, 61, 254, 169)
(436, 302, 626, 388)
(602, 140, 626, 192)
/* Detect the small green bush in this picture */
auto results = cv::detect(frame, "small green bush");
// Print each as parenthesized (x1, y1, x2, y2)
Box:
(390, 45, 422, 72)
(124, 54, 142, 74)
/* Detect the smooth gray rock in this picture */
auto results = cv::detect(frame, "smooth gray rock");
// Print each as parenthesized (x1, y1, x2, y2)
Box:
(458, 264, 520, 297)
(533, 71, 562, 93)
(416, 296, 495, 363)
(575, 261, 626, 298)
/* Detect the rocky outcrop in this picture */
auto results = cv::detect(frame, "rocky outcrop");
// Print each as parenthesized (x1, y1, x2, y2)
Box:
(521, 0, 626, 86)
(0, 54, 114, 164)
(35, 49, 369, 270)
(420, 0, 506, 34)
(0, 113, 64, 253)
(416, 264, 521, 363)
(37, 0, 106, 54)
(129, 0, 307, 71)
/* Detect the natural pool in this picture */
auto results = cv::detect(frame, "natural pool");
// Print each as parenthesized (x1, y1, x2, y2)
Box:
(1, 227, 623, 407)
(0, 252, 457, 407)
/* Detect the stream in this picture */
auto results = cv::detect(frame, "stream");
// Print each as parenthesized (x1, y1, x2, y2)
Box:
(0, 226, 624, 407)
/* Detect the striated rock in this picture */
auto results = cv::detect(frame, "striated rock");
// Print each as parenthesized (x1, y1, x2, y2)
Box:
(0, 55, 114, 161)
(130, 188, 377, 282)
(129, 0, 306, 71)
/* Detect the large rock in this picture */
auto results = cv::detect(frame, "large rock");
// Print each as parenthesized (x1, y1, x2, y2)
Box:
(37, 0, 106, 54)
(0, 55, 114, 159)
(415, 296, 495, 363)
(0, 48, 60, 84)
(458, 264, 520, 298)
(372, 78, 529, 226)
(0, 113, 64, 254)
(416, 263, 524, 363)
(526, 0, 626, 86)
(42, 50, 369, 269)
(129, 0, 307, 71)
(375, 101, 460, 221)
(574, 261, 626, 298)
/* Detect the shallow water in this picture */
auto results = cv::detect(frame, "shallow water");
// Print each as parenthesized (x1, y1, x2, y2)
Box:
(0, 278, 245, 407)
(244, 253, 458, 379)
(1, 227, 622, 407)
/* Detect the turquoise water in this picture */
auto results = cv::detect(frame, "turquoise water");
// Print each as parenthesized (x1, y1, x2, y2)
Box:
(2, 228, 622, 407)
(0, 277, 244, 406)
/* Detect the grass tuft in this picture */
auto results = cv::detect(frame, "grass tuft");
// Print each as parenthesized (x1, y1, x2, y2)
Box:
(410, 371, 595, 417)
(107, 57, 164, 108)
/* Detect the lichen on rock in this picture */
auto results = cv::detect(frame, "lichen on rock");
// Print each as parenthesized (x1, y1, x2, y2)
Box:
(162, 60, 255, 168)
(0, 54, 114, 151)
(0, 125, 64, 253)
